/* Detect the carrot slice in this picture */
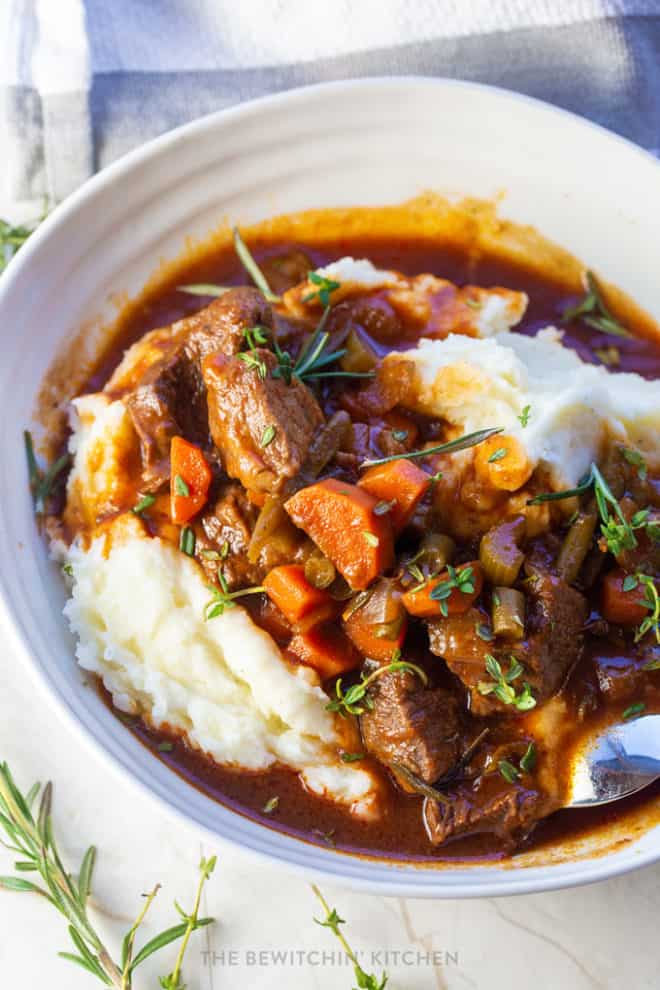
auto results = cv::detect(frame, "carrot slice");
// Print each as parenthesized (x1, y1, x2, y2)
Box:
(402, 561, 483, 618)
(170, 436, 212, 525)
(288, 624, 361, 679)
(285, 479, 394, 590)
(263, 564, 337, 630)
(343, 608, 407, 662)
(601, 569, 648, 626)
(359, 458, 430, 532)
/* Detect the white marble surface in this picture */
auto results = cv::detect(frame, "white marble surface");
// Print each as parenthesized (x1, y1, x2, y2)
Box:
(0, 199, 658, 990)
(1, 640, 658, 990)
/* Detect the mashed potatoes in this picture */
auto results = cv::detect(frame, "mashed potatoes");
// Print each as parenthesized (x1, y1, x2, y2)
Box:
(61, 397, 380, 818)
(390, 328, 660, 489)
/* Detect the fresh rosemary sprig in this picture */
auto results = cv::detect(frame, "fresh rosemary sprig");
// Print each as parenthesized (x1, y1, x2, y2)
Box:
(204, 572, 264, 620)
(477, 655, 537, 711)
(272, 305, 373, 384)
(325, 651, 428, 718)
(24, 430, 70, 514)
(561, 270, 631, 339)
(360, 426, 503, 470)
(232, 227, 281, 304)
(0, 762, 215, 988)
(312, 885, 388, 990)
(528, 461, 657, 558)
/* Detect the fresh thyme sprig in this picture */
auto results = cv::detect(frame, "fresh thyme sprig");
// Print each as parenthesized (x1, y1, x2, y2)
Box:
(627, 572, 660, 644)
(232, 227, 281, 304)
(561, 270, 631, 339)
(312, 885, 388, 990)
(0, 763, 215, 988)
(477, 655, 537, 711)
(204, 572, 265, 620)
(325, 651, 428, 718)
(429, 564, 475, 617)
(360, 427, 503, 470)
(24, 430, 71, 514)
(302, 271, 341, 307)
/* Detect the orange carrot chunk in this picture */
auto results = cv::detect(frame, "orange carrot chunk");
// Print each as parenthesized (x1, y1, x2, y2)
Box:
(288, 623, 362, 679)
(170, 436, 213, 525)
(402, 561, 483, 619)
(263, 564, 337, 630)
(359, 458, 430, 532)
(601, 569, 648, 626)
(284, 478, 394, 590)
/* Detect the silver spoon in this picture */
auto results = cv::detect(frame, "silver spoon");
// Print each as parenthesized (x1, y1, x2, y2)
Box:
(568, 713, 660, 807)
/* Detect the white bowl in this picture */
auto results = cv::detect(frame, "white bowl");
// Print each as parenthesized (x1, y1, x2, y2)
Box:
(0, 77, 658, 898)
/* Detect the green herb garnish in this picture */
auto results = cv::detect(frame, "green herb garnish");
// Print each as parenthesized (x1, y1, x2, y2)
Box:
(260, 424, 276, 448)
(204, 572, 265, 620)
(326, 651, 428, 718)
(302, 271, 341, 307)
(361, 427, 503, 469)
(237, 351, 268, 378)
(498, 759, 520, 784)
(174, 474, 190, 497)
(475, 622, 495, 642)
(262, 796, 279, 814)
(429, 565, 475, 617)
(622, 701, 646, 720)
(1, 205, 48, 272)
(621, 446, 647, 481)
(517, 405, 531, 428)
(561, 271, 631, 339)
(340, 752, 365, 763)
(634, 574, 660, 644)
(179, 526, 196, 557)
(23, 431, 70, 514)
(132, 493, 156, 516)
(272, 305, 373, 385)
(232, 227, 281, 303)
(391, 429, 409, 442)
(519, 741, 537, 773)
(487, 447, 508, 463)
(477, 655, 537, 711)
(313, 886, 388, 990)
(0, 762, 215, 988)
(362, 531, 379, 548)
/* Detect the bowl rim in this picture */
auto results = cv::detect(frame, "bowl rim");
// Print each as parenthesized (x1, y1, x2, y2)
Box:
(1, 75, 659, 898)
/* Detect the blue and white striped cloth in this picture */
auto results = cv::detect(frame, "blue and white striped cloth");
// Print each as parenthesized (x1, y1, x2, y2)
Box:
(1, 1, 659, 207)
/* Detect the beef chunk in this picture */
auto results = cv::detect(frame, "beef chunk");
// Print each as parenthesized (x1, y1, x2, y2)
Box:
(183, 287, 272, 363)
(197, 481, 304, 589)
(594, 646, 659, 703)
(428, 574, 588, 715)
(203, 348, 324, 495)
(125, 288, 272, 488)
(359, 670, 460, 783)
(424, 774, 548, 848)
(197, 483, 262, 589)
